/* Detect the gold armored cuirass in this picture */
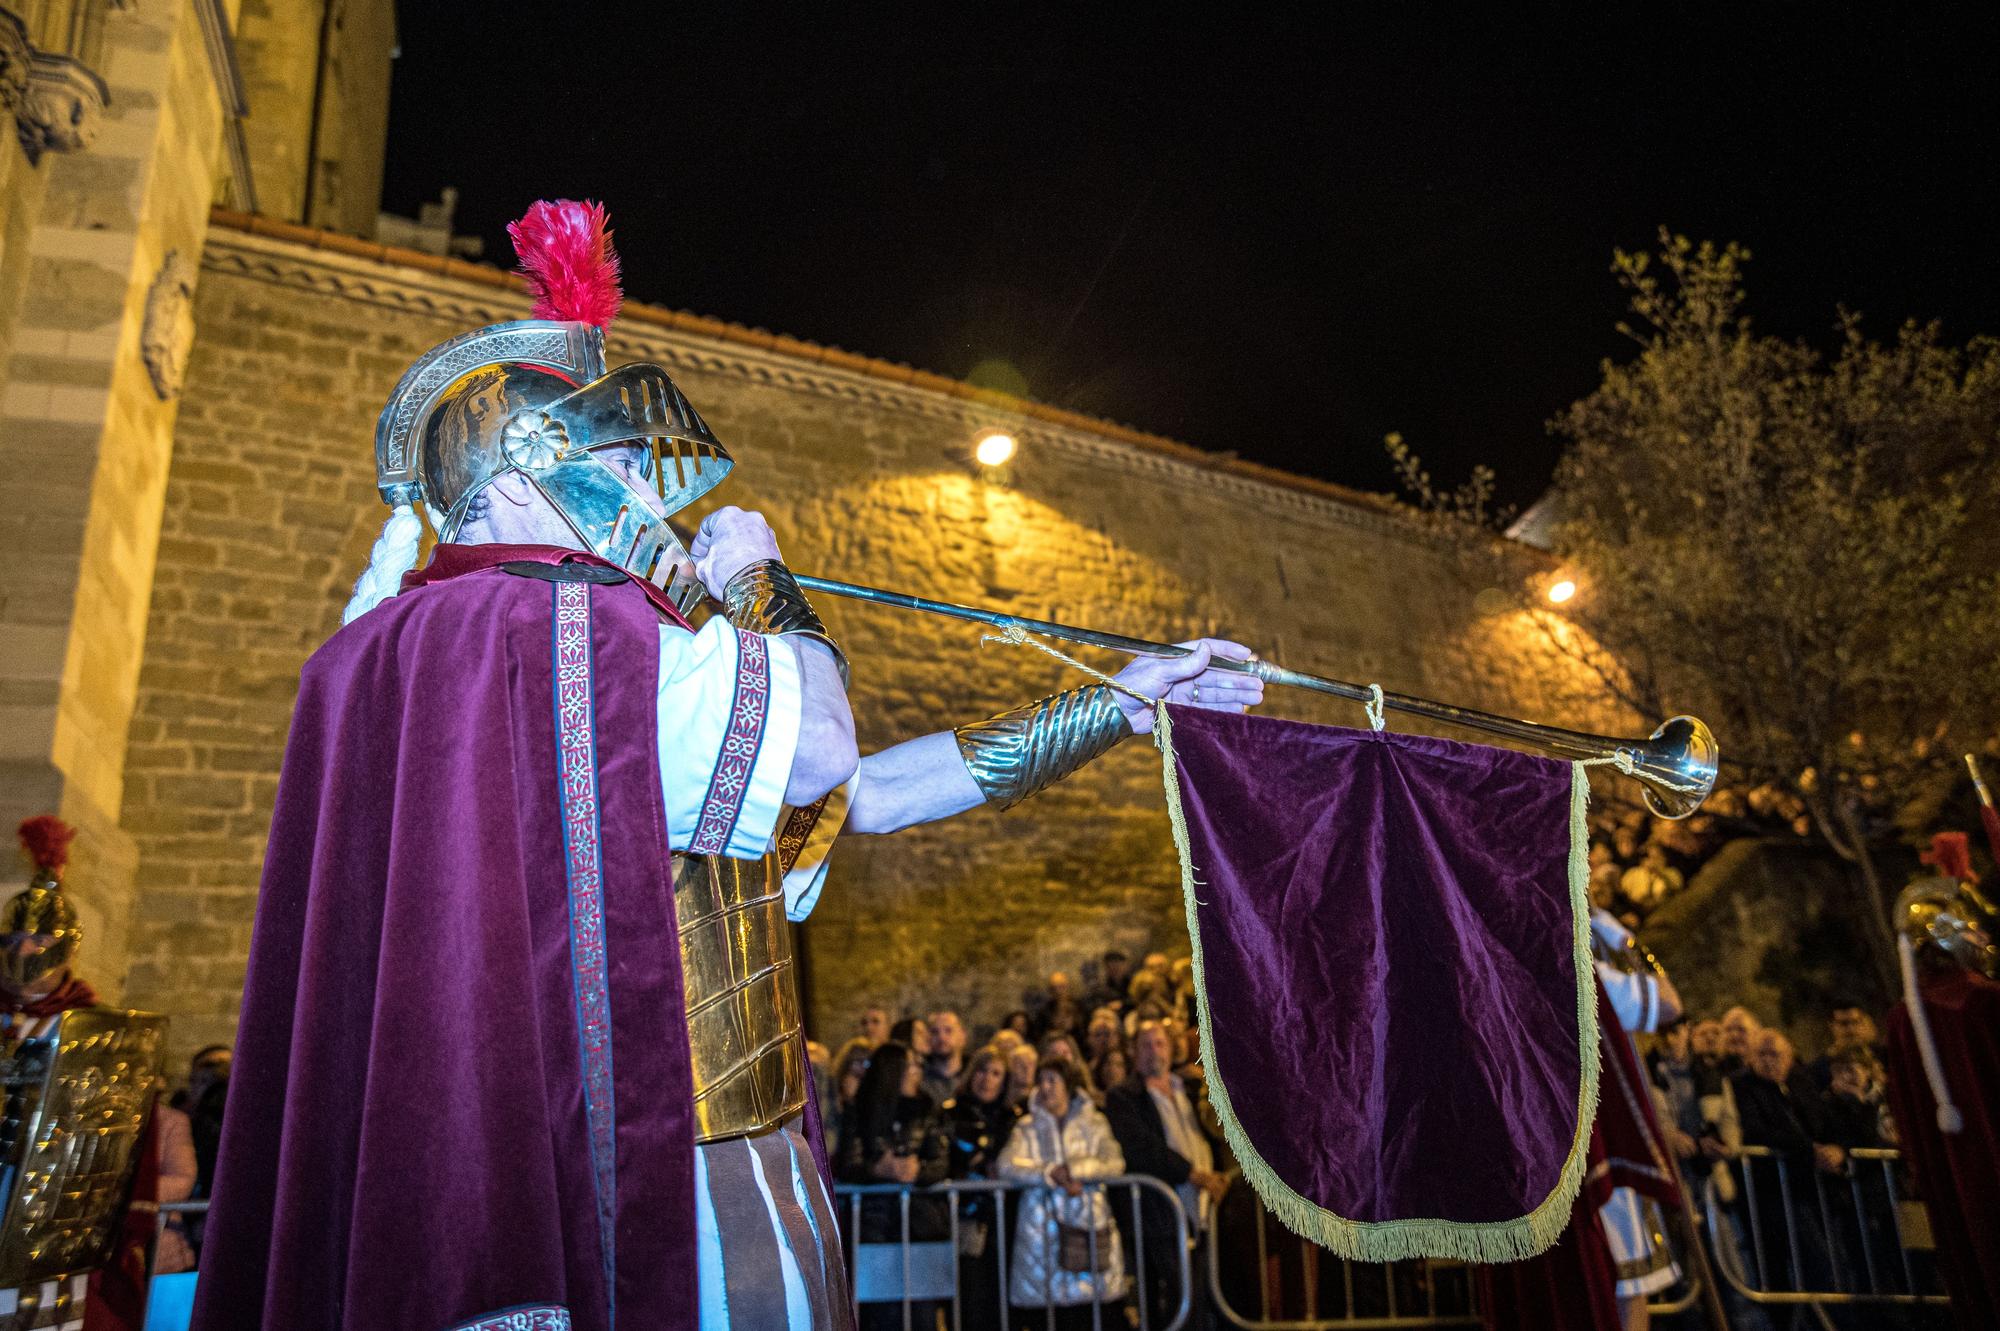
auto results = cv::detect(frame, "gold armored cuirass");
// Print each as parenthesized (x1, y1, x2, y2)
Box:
(674, 850, 807, 1143)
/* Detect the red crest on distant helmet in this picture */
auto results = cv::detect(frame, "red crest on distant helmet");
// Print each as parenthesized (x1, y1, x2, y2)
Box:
(6, 815, 82, 987)
(17, 815, 75, 879)
(1920, 831, 1974, 884)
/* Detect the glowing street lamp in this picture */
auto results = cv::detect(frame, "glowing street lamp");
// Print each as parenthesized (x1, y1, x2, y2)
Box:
(1547, 578, 1577, 605)
(974, 432, 1017, 467)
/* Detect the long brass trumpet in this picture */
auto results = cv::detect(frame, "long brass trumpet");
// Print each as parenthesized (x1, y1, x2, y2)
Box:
(795, 572, 1720, 819)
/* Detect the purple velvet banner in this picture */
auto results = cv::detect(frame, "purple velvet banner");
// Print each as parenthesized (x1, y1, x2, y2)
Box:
(1156, 704, 1598, 1262)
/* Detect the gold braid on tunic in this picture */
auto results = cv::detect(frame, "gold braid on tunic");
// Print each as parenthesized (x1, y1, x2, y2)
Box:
(953, 685, 1132, 809)
(722, 559, 849, 685)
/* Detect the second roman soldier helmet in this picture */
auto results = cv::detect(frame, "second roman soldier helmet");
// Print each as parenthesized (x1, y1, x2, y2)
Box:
(1896, 832, 1998, 980)
(3, 816, 82, 988)
(372, 201, 731, 614)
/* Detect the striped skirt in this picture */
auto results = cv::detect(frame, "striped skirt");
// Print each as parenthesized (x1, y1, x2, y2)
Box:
(695, 1120, 852, 1330)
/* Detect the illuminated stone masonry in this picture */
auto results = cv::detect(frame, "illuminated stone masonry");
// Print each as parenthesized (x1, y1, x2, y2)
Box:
(0, 0, 239, 1026)
(112, 220, 1613, 1061)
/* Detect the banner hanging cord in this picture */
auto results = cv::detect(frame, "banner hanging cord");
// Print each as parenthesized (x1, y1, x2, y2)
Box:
(979, 623, 1159, 707)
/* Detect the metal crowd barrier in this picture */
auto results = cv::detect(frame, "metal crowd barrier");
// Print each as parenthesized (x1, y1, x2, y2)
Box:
(1701, 1144, 1951, 1310)
(1196, 1178, 1722, 1329)
(139, 1149, 1961, 1328)
(1203, 1183, 1481, 1329)
(141, 1201, 207, 1331)
(141, 1185, 1191, 1331)
(836, 1175, 1193, 1331)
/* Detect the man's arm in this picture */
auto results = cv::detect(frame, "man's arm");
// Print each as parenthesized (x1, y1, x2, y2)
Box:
(847, 732, 985, 834)
(785, 636, 858, 807)
(847, 639, 1264, 835)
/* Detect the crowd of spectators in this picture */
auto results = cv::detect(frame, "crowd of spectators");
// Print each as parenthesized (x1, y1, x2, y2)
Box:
(150, 1042, 232, 1274)
(1642, 997, 1914, 1320)
(816, 950, 1227, 1330)
(819, 929, 1936, 1326)
(1595, 793, 1939, 1318)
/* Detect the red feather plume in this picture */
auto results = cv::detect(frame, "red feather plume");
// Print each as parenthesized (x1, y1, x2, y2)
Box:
(17, 815, 75, 876)
(1922, 830, 1975, 883)
(508, 199, 624, 328)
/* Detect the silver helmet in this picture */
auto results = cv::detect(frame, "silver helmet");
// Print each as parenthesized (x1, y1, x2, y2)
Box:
(371, 201, 731, 615)
(1896, 876, 1998, 979)
(5, 816, 81, 991)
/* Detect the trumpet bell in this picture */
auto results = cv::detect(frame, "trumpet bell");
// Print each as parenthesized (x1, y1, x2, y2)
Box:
(1634, 715, 1720, 820)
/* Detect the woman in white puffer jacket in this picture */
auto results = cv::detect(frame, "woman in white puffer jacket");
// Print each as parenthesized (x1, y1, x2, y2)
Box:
(995, 1056, 1130, 1324)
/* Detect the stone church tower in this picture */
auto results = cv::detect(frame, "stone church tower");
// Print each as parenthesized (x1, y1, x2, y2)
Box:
(0, 3, 1609, 1062)
(0, 0, 390, 1017)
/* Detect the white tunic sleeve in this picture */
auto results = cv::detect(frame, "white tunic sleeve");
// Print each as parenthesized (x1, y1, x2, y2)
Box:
(1596, 963, 1660, 1034)
(1591, 910, 1660, 1033)
(656, 619, 802, 859)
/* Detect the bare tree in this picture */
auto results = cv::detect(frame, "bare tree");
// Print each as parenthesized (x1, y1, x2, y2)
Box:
(1395, 231, 2000, 978)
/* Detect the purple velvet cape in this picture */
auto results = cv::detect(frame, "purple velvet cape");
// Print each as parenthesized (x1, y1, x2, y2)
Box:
(1159, 705, 1598, 1263)
(193, 547, 708, 1331)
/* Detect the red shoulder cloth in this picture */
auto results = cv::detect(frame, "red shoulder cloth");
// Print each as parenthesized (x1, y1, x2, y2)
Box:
(7, 973, 97, 1021)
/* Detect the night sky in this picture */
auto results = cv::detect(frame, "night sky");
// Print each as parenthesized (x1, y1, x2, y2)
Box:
(382, 7, 2000, 510)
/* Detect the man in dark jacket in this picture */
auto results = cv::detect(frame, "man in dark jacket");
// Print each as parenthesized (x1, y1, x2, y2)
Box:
(1728, 1029, 1844, 1292)
(1105, 1021, 1226, 1329)
(1803, 1004, 1887, 1094)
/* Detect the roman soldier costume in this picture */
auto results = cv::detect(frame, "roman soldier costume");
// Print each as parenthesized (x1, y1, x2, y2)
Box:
(1883, 832, 2000, 1331)
(1, 818, 96, 1047)
(192, 202, 1152, 1331)
(2, 818, 165, 1331)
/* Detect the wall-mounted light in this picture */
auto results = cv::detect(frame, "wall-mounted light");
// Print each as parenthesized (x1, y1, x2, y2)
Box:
(975, 432, 1017, 467)
(1547, 578, 1577, 605)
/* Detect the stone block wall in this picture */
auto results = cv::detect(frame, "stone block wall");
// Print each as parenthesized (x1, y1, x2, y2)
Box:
(0, 0, 233, 994)
(118, 223, 1623, 1060)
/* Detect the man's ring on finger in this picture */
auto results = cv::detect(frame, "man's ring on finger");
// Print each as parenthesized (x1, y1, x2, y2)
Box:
(1192, 683, 1201, 702)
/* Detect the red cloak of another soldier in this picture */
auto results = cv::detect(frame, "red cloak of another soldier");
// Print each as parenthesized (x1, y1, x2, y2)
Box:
(1884, 965, 2000, 1331)
(1477, 980, 1683, 1331)
(191, 543, 713, 1331)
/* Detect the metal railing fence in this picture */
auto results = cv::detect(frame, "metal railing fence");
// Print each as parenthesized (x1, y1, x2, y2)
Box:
(140, 1148, 1961, 1327)
(836, 1174, 1193, 1331)
(1202, 1182, 1481, 1330)
(1702, 1144, 1951, 1310)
